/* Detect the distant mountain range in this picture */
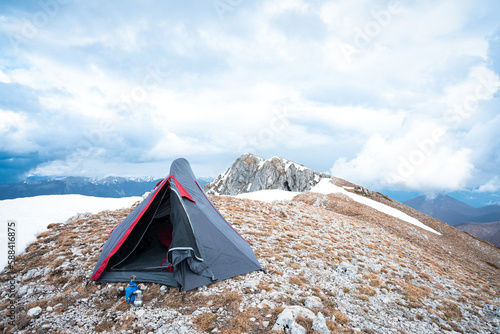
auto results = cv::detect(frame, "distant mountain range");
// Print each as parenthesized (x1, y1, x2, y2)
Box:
(403, 194, 500, 226)
(455, 222, 500, 248)
(404, 194, 500, 247)
(0, 176, 212, 200)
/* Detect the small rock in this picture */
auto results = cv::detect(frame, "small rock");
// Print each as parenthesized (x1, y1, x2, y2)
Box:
(46, 306, 53, 312)
(16, 285, 29, 297)
(261, 299, 276, 309)
(305, 296, 324, 309)
(39, 267, 51, 276)
(27, 306, 42, 317)
(136, 309, 146, 317)
(72, 248, 83, 256)
(272, 305, 315, 332)
(312, 312, 330, 334)
(289, 322, 307, 334)
(244, 279, 259, 291)
(24, 268, 39, 279)
(60, 261, 72, 269)
(262, 321, 270, 328)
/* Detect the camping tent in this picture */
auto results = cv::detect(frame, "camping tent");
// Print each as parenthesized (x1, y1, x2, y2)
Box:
(90, 158, 262, 291)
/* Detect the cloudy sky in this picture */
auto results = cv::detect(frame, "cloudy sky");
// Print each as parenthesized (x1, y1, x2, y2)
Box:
(1, 0, 499, 199)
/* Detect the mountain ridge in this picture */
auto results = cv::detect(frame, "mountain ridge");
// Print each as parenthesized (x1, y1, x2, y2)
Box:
(0, 176, 161, 200)
(455, 221, 500, 248)
(0, 176, 211, 201)
(404, 194, 500, 226)
(203, 153, 332, 196)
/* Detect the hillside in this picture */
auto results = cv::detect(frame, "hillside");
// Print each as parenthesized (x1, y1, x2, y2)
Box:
(1, 187, 499, 333)
(455, 222, 500, 248)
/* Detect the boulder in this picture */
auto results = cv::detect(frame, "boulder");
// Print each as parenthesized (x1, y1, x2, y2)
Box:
(16, 285, 29, 297)
(27, 306, 42, 317)
(305, 296, 324, 309)
(272, 306, 315, 333)
(312, 312, 330, 334)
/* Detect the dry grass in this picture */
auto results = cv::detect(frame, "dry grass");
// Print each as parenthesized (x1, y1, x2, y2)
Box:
(436, 300, 462, 321)
(289, 275, 310, 286)
(369, 279, 381, 288)
(334, 310, 350, 325)
(358, 285, 377, 297)
(194, 312, 217, 332)
(419, 272, 433, 282)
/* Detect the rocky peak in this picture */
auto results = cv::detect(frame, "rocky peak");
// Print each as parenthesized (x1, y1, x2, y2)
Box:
(203, 153, 332, 195)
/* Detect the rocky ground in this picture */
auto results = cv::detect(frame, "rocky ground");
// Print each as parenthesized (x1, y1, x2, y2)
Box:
(1, 191, 500, 333)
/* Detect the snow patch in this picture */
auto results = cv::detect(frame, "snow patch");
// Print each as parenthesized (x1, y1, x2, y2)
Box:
(311, 179, 441, 235)
(236, 190, 301, 203)
(0, 195, 141, 270)
(257, 158, 266, 169)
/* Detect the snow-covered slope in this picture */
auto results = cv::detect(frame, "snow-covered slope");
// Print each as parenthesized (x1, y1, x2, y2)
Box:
(231, 179, 440, 235)
(0, 195, 141, 270)
(236, 189, 301, 203)
(311, 179, 441, 235)
(204, 153, 331, 195)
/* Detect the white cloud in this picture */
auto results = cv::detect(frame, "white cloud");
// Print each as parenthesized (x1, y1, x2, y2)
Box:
(440, 66, 500, 123)
(299, 105, 406, 135)
(1, 0, 500, 192)
(476, 177, 500, 192)
(331, 122, 475, 192)
(0, 69, 10, 83)
(0, 109, 39, 153)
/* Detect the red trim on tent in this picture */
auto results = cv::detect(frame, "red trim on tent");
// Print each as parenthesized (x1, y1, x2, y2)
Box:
(160, 256, 173, 272)
(168, 176, 195, 203)
(91, 178, 168, 281)
(195, 181, 249, 244)
(108, 224, 119, 238)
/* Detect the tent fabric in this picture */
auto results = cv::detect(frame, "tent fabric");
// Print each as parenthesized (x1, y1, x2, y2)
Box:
(90, 158, 262, 291)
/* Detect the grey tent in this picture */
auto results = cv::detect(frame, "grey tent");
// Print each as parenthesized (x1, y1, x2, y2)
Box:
(90, 158, 262, 291)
